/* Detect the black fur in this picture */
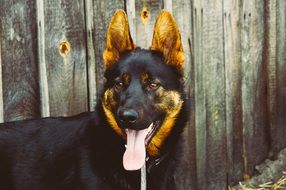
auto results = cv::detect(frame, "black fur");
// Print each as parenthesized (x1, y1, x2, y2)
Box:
(0, 48, 189, 190)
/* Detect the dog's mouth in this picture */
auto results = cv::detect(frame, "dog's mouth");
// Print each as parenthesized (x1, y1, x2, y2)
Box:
(123, 120, 161, 171)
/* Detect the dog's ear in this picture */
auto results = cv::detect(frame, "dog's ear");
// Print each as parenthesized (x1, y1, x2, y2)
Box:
(151, 10, 185, 72)
(103, 10, 135, 69)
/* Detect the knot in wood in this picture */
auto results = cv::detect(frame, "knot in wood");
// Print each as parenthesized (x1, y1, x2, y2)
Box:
(59, 40, 71, 57)
(141, 7, 149, 25)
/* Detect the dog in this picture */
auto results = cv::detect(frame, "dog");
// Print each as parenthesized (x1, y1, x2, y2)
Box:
(0, 10, 189, 190)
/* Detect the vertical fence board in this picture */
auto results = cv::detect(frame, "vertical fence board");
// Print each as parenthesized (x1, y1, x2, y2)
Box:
(36, 0, 50, 117)
(85, 0, 96, 111)
(266, 0, 277, 158)
(126, 0, 136, 40)
(44, 0, 88, 116)
(92, 0, 125, 100)
(172, 0, 196, 189)
(193, 1, 207, 189)
(203, 1, 227, 189)
(0, 0, 40, 122)
(0, 42, 3, 123)
(193, 0, 228, 189)
(134, 0, 160, 48)
(272, 0, 286, 155)
(224, 0, 244, 184)
(241, 0, 269, 178)
(163, 0, 172, 11)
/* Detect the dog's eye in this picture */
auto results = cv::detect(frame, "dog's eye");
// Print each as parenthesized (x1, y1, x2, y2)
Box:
(114, 81, 124, 91)
(148, 82, 160, 90)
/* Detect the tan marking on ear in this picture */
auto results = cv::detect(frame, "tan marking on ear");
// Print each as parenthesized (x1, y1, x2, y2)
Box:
(102, 89, 123, 136)
(150, 10, 185, 72)
(147, 90, 183, 156)
(103, 10, 135, 69)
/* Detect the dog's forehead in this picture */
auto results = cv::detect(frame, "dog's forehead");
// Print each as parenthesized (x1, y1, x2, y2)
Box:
(117, 49, 167, 75)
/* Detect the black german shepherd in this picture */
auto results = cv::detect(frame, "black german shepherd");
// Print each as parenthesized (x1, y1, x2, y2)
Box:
(0, 10, 189, 190)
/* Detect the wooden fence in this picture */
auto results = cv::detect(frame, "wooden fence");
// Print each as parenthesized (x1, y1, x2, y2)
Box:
(0, 0, 285, 189)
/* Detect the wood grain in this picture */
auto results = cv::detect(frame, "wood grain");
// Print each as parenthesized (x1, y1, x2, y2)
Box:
(192, 2, 207, 189)
(240, 0, 269, 178)
(0, 42, 3, 123)
(36, 0, 50, 117)
(172, 0, 196, 189)
(134, 0, 160, 48)
(272, 0, 286, 155)
(85, 0, 96, 111)
(223, 0, 244, 185)
(202, 1, 227, 189)
(43, 0, 88, 116)
(0, 0, 40, 122)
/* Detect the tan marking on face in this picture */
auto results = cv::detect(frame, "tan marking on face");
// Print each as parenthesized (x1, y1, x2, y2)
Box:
(122, 73, 130, 85)
(141, 72, 149, 84)
(102, 89, 123, 136)
(147, 90, 183, 156)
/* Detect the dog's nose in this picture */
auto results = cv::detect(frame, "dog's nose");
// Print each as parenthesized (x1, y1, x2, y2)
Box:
(118, 109, 138, 124)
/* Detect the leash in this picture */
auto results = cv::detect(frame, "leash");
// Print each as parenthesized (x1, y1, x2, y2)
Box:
(140, 162, 147, 190)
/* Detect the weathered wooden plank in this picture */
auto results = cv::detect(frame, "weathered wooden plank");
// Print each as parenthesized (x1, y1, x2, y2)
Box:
(126, 0, 136, 40)
(36, 0, 50, 117)
(272, 0, 286, 155)
(134, 0, 160, 48)
(223, 0, 244, 185)
(85, 0, 96, 111)
(0, 0, 40, 121)
(93, 0, 125, 101)
(172, 0, 196, 189)
(266, 0, 277, 157)
(0, 42, 3, 123)
(43, 0, 88, 116)
(240, 0, 269, 178)
(192, 1, 207, 189)
(201, 1, 227, 189)
(193, 0, 228, 189)
(163, 0, 172, 11)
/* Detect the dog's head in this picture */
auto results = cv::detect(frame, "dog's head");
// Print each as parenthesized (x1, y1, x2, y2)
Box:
(102, 10, 185, 171)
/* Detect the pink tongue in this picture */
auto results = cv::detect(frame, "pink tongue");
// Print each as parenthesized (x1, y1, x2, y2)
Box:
(123, 128, 149, 171)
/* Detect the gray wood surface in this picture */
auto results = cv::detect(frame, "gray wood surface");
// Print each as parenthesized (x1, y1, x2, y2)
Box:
(43, 0, 88, 117)
(201, 1, 227, 189)
(240, 0, 269, 178)
(85, 0, 96, 111)
(36, 0, 50, 117)
(0, 42, 3, 123)
(224, 0, 244, 184)
(192, 2, 207, 189)
(271, 0, 286, 156)
(134, 0, 160, 48)
(172, 1, 196, 189)
(0, 0, 40, 121)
